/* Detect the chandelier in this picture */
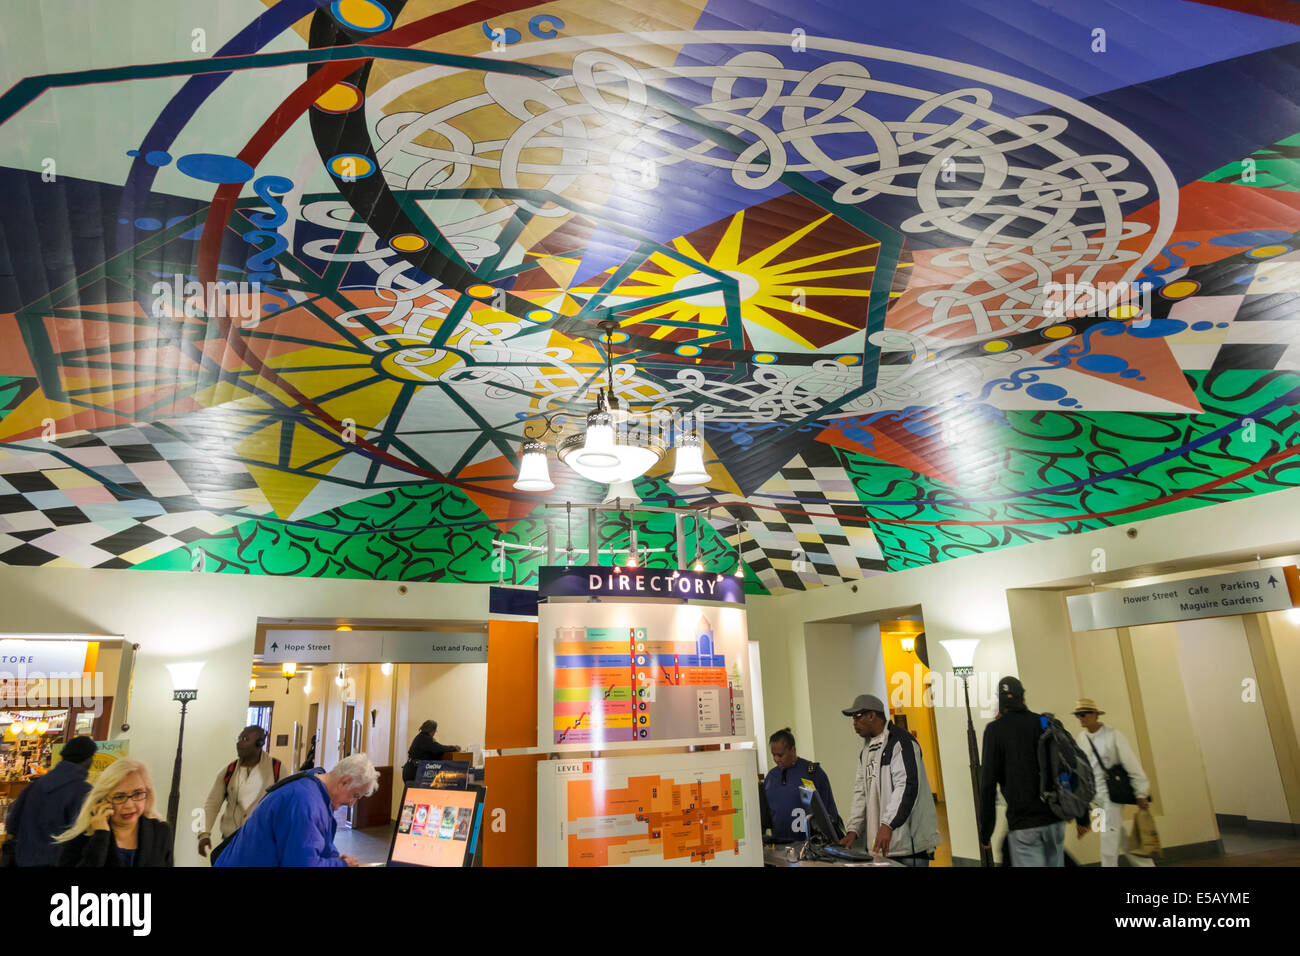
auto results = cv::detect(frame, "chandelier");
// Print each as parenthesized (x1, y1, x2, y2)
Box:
(514, 321, 711, 493)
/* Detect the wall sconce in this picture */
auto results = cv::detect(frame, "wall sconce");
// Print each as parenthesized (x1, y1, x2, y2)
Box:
(281, 661, 298, 696)
(901, 636, 915, 654)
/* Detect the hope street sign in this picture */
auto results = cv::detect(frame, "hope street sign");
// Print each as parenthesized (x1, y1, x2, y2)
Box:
(261, 630, 488, 663)
(1067, 566, 1300, 631)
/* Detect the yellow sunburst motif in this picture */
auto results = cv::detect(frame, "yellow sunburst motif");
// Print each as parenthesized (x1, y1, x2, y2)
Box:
(560, 210, 881, 352)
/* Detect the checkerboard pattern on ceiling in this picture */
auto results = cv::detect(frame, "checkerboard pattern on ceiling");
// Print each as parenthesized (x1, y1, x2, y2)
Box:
(1161, 248, 1300, 373)
(0, 424, 266, 568)
(720, 444, 888, 593)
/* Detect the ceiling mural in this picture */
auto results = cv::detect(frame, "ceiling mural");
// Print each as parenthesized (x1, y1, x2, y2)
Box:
(1, 0, 1299, 592)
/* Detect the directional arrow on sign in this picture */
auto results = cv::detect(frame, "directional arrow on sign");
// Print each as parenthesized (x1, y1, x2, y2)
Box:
(1268, 576, 1278, 588)
(270, 642, 278, 652)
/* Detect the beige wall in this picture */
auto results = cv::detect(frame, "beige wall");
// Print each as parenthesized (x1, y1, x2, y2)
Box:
(1265, 610, 1300, 766)
(1174, 617, 1289, 822)
(0, 564, 486, 867)
(797, 622, 887, 817)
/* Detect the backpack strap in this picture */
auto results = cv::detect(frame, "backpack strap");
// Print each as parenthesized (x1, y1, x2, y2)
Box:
(271, 757, 282, 782)
(222, 760, 237, 788)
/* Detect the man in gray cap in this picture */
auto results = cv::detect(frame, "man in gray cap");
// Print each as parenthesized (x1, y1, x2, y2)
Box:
(838, 693, 940, 866)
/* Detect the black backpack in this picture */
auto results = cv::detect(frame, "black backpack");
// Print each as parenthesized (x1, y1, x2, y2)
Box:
(1037, 713, 1095, 821)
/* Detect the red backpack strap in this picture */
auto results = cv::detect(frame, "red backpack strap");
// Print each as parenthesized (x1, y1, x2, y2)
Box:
(222, 760, 237, 788)
(271, 757, 282, 782)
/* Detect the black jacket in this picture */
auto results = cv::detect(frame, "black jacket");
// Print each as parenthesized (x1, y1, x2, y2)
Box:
(402, 732, 456, 781)
(58, 817, 174, 867)
(978, 708, 1086, 843)
(4, 760, 92, 866)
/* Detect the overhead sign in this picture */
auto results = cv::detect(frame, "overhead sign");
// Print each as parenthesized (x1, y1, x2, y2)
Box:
(1067, 566, 1300, 631)
(0, 638, 93, 677)
(538, 566, 745, 605)
(262, 630, 488, 663)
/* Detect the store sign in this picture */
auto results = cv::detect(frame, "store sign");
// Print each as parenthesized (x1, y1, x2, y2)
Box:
(538, 566, 745, 605)
(261, 630, 488, 663)
(1067, 566, 1300, 631)
(0, 639, 92, 677)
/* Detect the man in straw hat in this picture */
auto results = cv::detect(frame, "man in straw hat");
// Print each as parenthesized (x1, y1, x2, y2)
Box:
(1073, 698, 1154, 867)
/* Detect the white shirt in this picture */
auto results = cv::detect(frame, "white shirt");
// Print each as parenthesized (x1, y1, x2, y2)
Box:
(1077, 724, 1150, 802)
(235, 763, 264, 813)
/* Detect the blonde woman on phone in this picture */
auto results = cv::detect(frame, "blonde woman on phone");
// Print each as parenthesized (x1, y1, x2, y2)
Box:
(54, 758, 174, 867)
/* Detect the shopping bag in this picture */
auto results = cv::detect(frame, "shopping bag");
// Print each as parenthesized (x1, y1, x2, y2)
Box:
(1128, 807, 1161, 858)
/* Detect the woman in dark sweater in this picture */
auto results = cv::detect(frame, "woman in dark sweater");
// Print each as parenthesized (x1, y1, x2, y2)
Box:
(55, 758, 173, 867)
(401, 720, 460, 782)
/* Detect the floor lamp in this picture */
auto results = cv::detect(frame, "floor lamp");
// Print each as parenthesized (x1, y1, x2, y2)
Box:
(940, 639, 994, 868)
(165, 661, 204, 850)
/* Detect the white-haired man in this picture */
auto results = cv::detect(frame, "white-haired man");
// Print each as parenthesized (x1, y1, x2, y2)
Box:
(213, 753, 379, 867)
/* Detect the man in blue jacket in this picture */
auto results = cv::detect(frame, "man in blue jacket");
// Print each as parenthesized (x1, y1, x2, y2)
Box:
(3, 736, 97, 866)
(213, 753, 379, 867)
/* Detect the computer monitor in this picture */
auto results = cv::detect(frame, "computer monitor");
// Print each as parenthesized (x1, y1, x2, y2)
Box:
(387, 782, 484, 867)
(798, 784, 844, 845)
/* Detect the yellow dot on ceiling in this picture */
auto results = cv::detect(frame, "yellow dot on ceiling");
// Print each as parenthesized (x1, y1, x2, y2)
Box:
(1042, 325, 1074, 339)
(390, 234, 428, 253)
(1159, 280, 1200, 299)
(608, 331, 629, 343)
(752, 352, 776, 364)
(333, 0, 390, 30)
(1109, 304, 1142, 320)
(314, 83, 362, 113)
(675, 344, 702, 357)
(328, 154, 373, 178)
(836, 354, 861, 365)
(467, 284, 496, 298)
(982, 339, 1011, 352)
(526, 309, 552, 323)
(1247, 244, 1288, 259)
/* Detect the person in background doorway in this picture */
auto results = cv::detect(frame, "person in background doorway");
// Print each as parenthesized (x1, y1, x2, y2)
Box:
(198, 725, 283, 862)
(979, 677, 1089, 866)
(2, 736, 96, 866)
(212, 753, 379, 867)
(839, 694, 941, 866)
(54, 758, 173, 867)
(401, 720, 460, 783)
(763, 728, 839, 842)
(1074, 698, 1154, 867)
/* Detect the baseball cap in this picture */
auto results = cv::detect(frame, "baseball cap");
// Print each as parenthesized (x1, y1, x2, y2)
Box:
(841, 693, 885, 716)
(998, 676, 1025, 703)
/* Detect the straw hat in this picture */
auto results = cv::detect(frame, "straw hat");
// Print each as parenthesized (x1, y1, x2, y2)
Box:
(1072, 697, 1105, 716)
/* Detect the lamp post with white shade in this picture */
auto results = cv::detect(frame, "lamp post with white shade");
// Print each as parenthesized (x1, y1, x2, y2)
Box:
(940, 639, 993, 868)
(164, 661, 203, 849)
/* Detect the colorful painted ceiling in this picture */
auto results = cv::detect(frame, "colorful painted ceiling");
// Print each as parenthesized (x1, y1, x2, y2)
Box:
(2, 0, 1300, 592)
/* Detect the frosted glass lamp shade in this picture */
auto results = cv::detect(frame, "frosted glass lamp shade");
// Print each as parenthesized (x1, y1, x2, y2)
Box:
(576, 411, 618, 467)
(166, 661, 204, 692)
(514, 441, 554, 492)
(280, 662, 297, 678)
(939, 639, 979, 670)
(669, 434, 710, 485)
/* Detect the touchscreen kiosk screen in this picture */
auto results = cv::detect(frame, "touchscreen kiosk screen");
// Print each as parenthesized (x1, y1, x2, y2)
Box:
(389, 786, 479, 867)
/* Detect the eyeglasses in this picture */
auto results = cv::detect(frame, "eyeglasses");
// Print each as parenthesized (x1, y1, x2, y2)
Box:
(107, 789, 148, 806)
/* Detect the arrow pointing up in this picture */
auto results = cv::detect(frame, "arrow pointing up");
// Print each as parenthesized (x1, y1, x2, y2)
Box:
(1268, 576, 1278, 588)
(270, 641, 279, 651)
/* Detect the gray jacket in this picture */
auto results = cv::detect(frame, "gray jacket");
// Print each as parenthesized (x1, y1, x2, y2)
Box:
(846, 722, 941, 857)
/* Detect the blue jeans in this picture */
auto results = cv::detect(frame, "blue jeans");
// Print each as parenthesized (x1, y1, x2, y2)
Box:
(1007, 822, 1065, 867)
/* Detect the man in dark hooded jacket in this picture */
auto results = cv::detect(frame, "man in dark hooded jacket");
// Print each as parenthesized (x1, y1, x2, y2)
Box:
(3, 736, 97, 866)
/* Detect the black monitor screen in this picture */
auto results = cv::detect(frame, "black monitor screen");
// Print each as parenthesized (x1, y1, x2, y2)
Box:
(798, 784, 843, 843)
